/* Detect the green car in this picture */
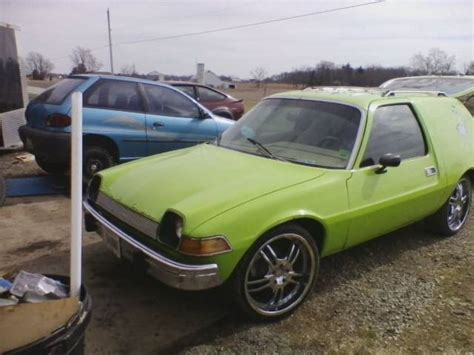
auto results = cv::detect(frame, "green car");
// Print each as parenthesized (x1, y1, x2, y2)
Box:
(84, 87, 474, 319)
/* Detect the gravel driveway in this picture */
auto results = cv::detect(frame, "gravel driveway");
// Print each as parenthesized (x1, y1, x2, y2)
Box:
(1, 152, 472, 353)
(177, 214, 473, 354)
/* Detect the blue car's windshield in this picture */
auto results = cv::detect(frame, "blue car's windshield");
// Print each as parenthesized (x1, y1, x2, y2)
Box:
(218, 98, 361, 169)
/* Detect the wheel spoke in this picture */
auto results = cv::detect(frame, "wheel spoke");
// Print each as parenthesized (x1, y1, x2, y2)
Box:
(289, 246, 301, 265)
(259, 249, 276, 268)
(289, 271, 304, 279)
(244, 233, 317, 316)
(287, 243, 296, 261)
(266, 245, 278, 261)
(269, 288, 284, 308)
(247, 277, 272, 293)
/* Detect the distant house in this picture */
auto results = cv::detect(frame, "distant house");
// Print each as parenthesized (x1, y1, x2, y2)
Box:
(146, 71, 165, 81)
(191, 69, 236, 89)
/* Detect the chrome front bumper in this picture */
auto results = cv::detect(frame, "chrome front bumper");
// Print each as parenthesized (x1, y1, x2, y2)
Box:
(83, 201, 223, 290)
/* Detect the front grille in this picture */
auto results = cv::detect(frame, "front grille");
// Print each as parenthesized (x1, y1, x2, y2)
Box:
(96, 192, 158, 239)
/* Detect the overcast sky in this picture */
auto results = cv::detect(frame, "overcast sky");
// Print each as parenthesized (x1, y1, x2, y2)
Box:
(1, 0, 472, 77)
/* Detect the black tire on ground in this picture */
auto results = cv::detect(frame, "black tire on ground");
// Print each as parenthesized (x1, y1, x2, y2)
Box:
(0, 176, 6, 206)
(83, 146, 114, 180)
(427, 175, 472, 236)
(231, 223, 319, 321)
(35, 156, 69, 175)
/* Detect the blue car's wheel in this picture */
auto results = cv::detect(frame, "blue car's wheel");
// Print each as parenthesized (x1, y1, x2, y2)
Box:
(83, 146, 114, 180)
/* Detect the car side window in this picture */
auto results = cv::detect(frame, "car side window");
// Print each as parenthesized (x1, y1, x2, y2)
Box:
(463, 96, 474, 116)
(84, 80, 143, 112)
(175, 85, 196, 99)
(197, 87, 226, 101)
(360, 104, 427, 167)
(143, 84, 200, 118)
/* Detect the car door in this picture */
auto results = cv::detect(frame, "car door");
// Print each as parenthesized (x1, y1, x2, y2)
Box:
(141, 84, 218, 155)
(83, 79, 147, 161)
(345, 103, 443, 248)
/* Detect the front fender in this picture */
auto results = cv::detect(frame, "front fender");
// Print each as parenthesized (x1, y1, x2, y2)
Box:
(189, 171, 352, 281)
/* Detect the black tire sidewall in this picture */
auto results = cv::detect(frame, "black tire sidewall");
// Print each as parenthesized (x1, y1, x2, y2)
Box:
(83, 146, 114, 179)
(231, 223, 320, 321)
(429, 176, 472, 236)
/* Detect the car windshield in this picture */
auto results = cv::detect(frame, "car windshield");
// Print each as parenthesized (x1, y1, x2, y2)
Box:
(381, 77, 474, 96)
(218, 98, 361, 169)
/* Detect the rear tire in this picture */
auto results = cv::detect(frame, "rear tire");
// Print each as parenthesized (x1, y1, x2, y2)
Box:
(231, 224, 319, 321)
(35, 156, 69, 175)
(83, 146, 114, 180)
(427, 176, 472, 236)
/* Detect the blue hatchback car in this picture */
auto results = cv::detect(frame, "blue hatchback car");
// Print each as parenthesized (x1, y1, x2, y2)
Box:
(19, 75, 234, 178)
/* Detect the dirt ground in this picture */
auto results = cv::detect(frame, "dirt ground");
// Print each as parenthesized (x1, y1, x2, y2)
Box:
(1, 152, 473, 354)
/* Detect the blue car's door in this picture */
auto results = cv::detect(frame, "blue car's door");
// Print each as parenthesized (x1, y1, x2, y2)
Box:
(140, 83, 218, 155)
(83, 79, 147, 161)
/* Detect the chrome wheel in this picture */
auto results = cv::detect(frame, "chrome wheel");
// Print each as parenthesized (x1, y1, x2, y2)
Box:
(447, 179, 471, 232)
(244, 233, 316, 316)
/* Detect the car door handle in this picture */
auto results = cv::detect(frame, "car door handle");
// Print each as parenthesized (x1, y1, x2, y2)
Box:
(153, 121, 165, 128)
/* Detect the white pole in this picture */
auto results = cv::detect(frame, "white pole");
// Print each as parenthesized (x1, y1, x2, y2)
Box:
(107, 8, 114, 74)
(70, 92, 83, 297)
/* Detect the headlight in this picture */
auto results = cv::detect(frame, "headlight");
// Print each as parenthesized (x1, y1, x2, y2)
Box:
(175, 217, 183, 239)
(158, 212, 184, 247)
(178, 236, 232, 256)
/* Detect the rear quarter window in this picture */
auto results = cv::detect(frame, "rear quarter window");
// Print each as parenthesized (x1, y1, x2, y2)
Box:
(34, 78, 86, 105)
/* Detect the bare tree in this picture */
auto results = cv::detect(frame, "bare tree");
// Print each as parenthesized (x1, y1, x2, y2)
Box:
(70, 46, 102, 73)
(464, 61, 474, 75)
(120, 64, 137, 76)
(250, 67, 268, 88)
(26, 52, 54, 80)
(410, 48, 456, 74)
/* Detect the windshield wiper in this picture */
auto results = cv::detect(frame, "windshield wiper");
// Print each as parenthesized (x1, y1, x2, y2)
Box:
(246, 137, 286, 161)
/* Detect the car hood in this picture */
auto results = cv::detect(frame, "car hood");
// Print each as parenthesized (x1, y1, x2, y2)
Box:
(99, 144, 325, 231)
(212, 114, 234, 126)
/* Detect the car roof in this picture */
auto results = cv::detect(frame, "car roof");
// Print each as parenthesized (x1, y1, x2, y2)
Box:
(268, 86, 453, 111)
(70, 74, 172, 87)
(164, 81, 197, 85)
(380, 75, 474, 97)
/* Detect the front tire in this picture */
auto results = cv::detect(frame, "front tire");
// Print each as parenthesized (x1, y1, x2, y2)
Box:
(232, 224, 319, 320)
(428, 176, 472, 236)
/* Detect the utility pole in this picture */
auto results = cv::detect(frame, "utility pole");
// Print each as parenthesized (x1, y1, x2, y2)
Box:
(107, 8, 114, 74)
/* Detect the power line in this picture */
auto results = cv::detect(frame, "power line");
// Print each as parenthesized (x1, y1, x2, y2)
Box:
(49, 0, 385, 64)
(115, 0, 385, 46)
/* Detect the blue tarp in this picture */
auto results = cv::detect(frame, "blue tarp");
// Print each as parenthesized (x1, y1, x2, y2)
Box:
(5, 176, 67, 197)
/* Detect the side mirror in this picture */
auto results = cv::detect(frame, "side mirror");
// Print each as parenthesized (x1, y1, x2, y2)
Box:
(200, 109, 212, 119)
(376, 153, 401, 174)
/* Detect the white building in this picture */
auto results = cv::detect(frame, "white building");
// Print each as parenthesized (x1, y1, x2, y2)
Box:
(193, 63, 236, 89)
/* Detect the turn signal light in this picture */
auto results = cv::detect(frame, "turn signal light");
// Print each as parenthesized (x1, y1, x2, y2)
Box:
(46, 113, 71, 127)
(178, 236, 232, 256)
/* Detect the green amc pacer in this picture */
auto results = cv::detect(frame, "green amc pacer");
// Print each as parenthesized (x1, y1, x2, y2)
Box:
(84, 87, 474, 319)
